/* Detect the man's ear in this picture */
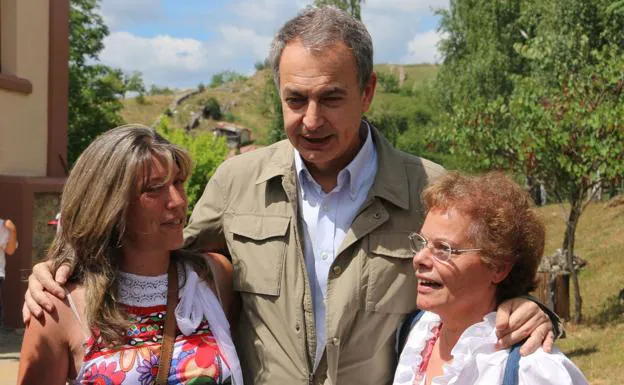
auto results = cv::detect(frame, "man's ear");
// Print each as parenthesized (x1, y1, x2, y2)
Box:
(492, 262, 513, 284)
(361, 71, 377, 113)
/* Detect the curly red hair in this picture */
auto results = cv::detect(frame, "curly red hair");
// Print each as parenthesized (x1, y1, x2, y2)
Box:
(422, 171, 545, 304)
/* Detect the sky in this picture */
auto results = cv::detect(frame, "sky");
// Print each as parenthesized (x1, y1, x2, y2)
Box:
(97, 0, 449, 88)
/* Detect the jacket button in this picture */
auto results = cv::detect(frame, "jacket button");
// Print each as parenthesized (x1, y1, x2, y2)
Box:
(295, 322, 301, 332)
(332, 265, 342, 276)
(331, 337, 339, 345)
(373, 212, 381, 219)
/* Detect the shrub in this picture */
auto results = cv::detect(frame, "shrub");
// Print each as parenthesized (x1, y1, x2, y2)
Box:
(202, 97, 222, 120)
(136, 93, 147, 105)
(156, 117, 228, 213)
(210, 70, 247, 88)
(377, 71, 400, 93)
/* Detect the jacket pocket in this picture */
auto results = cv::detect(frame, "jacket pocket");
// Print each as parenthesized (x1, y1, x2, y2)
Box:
(365, 231, 417, 314)
(228, 214, 290, 296)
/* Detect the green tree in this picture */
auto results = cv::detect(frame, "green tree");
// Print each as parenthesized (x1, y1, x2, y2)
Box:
(210, 70, 247, 88)
(313, 0, 364, 20)
(123, 70, 146, 98)
(265, 72, 286, 144)
(149, 84, 174, 95)
(68, 0, 125, 165)
(434, 0, 624, 323)
(156, 117, 229, 211)
(376, 71, 400, 93)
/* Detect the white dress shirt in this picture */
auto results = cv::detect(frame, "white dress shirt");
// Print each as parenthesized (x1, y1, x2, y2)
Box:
(294, 122, 378, 368)
(393, 311, 589, 385)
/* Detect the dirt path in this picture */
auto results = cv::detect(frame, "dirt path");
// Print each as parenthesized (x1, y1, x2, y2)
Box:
(0, 328, 23, 383)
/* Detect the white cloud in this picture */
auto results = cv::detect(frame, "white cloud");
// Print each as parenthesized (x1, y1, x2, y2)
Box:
(99, 28, 273, 87)
(97, 0, 448, 87)
(101, 32, 206, 71)
(100, 32, 210, 86)
(402, 30, 445, 64)
(216, 26, 273, 60)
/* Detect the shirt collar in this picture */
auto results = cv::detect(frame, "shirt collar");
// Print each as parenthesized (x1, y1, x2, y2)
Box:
(294, 121, 376, 197)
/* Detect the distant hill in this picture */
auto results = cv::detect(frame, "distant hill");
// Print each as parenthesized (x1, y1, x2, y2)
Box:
(119, 64, 439, 144)
(374, 63, 438, 90)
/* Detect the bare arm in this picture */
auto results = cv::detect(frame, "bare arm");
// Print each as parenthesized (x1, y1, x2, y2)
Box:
(3, 219, 17, 255)
(204, 252, 237, 322)
(17, 294, 72, 385)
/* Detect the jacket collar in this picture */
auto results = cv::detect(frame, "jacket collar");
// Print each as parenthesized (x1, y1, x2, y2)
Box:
(255, 122, 410, 210)
(255, 139, 296, 185)
(367, 124, 410, 210)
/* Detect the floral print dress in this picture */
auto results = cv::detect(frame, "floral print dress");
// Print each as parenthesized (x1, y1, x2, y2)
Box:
(70, 270, 232, 385)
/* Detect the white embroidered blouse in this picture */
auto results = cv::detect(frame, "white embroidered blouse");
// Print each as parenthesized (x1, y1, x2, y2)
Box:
(393, 312, 588, 385)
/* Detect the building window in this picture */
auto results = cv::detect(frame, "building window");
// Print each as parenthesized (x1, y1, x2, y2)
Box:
(0, 0, 33, 94)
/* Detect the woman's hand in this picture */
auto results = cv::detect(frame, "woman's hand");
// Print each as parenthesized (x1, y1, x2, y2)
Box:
(495, 297, 555, 356)
(22, 260, 73, 323)
(4, 219, 16, 231)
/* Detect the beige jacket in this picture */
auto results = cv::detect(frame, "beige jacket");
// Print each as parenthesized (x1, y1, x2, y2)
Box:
(184, 127, 444, 384)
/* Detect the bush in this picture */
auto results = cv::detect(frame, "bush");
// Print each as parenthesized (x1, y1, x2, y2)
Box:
(149, 85, 174, 95)
(377, 71, 400, 93)
(198, 82, 206, 92)
(202, 97, 222, 120)
(254, 58, 270, 71)
(222, 111, 236, 122)
(367, 113, 408, 146)
(210, 70, 247, 88)
(156, 117, 228, 212)
(136, 93, 147, 105)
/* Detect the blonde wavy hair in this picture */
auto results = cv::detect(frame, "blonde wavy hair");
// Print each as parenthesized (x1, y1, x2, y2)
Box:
(48, 124, 211, 344)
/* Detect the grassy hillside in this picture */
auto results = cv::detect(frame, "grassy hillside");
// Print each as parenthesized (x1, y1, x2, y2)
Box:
(537, 200, 624, 384)
(119, 70, 273, 142)
(171, 70, 273, 141)
(374, 63, 438, 90)
(121, 94, 176, 127)
(119, 65, 439, 144)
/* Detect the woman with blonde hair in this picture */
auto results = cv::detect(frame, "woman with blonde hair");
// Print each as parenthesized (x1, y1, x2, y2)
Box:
(393, 172, 587, 385)
(18, 125, 242, 385)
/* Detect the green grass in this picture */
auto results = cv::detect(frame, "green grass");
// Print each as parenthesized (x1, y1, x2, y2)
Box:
(120, 94, 176, 126)
(536, 200, 624, 384)
(119, 65, 439, 144)
(169, 70, 273, 141)
(374, 63, 439, 90)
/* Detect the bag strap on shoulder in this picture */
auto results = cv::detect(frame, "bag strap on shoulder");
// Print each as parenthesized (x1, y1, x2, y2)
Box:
(396, 309, 424, 355)
(502, 342, 523, 385)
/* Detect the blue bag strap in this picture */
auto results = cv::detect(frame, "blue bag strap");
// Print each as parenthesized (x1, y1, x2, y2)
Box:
(396, 309, 424, 355)
(502, 342, 523, 385)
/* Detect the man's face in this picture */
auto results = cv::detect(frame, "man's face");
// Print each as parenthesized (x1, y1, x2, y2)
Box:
(278, 40, 376, 174)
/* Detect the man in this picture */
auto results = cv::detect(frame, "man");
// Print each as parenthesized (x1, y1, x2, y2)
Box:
(25, 7, 555, 384)
(1, 218, 18, 327)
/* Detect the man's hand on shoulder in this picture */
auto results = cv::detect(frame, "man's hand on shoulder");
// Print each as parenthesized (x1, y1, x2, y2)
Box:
(22, 260, 72, 324)
(495, 297, 554, 356)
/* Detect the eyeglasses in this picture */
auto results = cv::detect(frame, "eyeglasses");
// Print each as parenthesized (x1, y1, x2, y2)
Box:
(408, 232, 482, 262)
